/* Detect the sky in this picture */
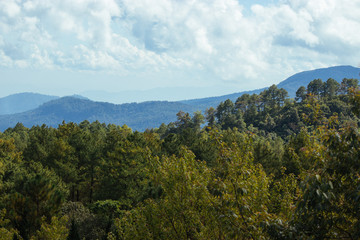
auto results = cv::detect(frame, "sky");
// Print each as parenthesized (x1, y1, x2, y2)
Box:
(0, 0, 360, 102)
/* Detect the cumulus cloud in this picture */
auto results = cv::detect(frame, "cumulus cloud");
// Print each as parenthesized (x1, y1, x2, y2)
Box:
(0, 0, 359, 90)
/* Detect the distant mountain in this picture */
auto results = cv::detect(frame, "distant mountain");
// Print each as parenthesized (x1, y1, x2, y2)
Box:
(0, 93, 59, 115)
(0, 93, 91, 115)
(0, 65, 358, 132)
(277, 66, 360, 97)
(0, 97, 198, 131)
(277, 65, 360, 97)
(179, 88, 266, 109)
(180, 65, 360, 108)
(69, 94, 90, 100)
(81, 85, 237, 104)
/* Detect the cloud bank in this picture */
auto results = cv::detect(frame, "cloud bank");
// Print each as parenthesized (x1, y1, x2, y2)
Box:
(0, 0, 359, 90)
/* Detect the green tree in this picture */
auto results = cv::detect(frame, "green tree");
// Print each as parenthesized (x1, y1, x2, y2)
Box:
(5, 163, 67, 240)
(243, 94, 261, 126)
(349, 87, 360, 117)
(116, 132, 272, 239)
(307, 79, 324, 97)
(31, 216, 69, 240)
(323, 78, 340, 98)
(292, 123, 360, 238)
(95, 129, 149, 206)
(175, 111, 191, 129)
(3, 123, 29, 152)
(260, 84, 288, 110)
(339, 78, 359, 94)
(0, 138, 23, 208)
(116, 149, 216, 239)
(215, 99, 236, 129)
(216, 100, 246, 130)
(66, 121, 106, 203)
(191, 111, 205, 131)
(235, 93, 251, 112)
(295, 86, 307, 102)
(0, 209, 19, 240)
(61, 201, 98, 240)
(208, 133, 271, 239)
(205, 107, 217, 128)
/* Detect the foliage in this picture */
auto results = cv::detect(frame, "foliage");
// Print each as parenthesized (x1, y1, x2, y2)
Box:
(0, 209, 19, 240)
(0, 76, 359, 239)
(31, 216, 69, 240)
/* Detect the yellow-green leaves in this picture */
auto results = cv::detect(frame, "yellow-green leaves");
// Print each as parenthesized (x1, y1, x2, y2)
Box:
(117, 135, 272, 239)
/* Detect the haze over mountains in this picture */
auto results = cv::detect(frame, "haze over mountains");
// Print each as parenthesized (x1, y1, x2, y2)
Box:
(277, 65, 360, 98)
(0, 65, 359, 131)
(0, 93, 59, 115)
(81, 85, 237, 104)
(0, 97, 197, 132)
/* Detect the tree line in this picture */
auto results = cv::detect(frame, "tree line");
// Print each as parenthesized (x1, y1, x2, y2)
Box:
(0, 78, 360, 239)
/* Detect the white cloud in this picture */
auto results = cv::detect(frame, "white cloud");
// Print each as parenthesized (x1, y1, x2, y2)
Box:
(0, 0, 359, 92)
(0, 0, 21, 18)
(0, 50, 13, 67)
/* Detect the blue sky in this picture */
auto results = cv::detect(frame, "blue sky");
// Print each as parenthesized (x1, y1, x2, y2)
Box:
(1, 0, 359, 102)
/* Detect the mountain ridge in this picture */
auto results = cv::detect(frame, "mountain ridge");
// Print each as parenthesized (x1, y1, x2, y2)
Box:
(0, 92, 59, 115)
(180, 65, 360, 108)
(1, 65, 359, 131)
(0, 96, 198, 131)
(277, 65, 360, 97)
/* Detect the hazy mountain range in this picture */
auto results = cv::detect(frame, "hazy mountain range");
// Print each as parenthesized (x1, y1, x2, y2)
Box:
(0, 97, 197, 132)
(81, 85, 237, 104)
(0, 65, 359, 131)
(0, 93, 59, 115)
(180, 65, 360, 109)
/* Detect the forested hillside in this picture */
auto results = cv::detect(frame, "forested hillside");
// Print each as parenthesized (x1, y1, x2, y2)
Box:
(0, 78, 360, 239)
(180, 65, 360, 108)
(277, 65, 360, 97)
(0, 97, 198, 132)
(1, 66, 359, 132)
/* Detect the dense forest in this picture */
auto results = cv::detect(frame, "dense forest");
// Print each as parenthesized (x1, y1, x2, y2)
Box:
(1, 78, 360, 239)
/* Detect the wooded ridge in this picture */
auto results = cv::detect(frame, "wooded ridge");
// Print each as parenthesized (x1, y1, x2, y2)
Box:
(0, 77, 359, 239)
(0, 65, 359, 132)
